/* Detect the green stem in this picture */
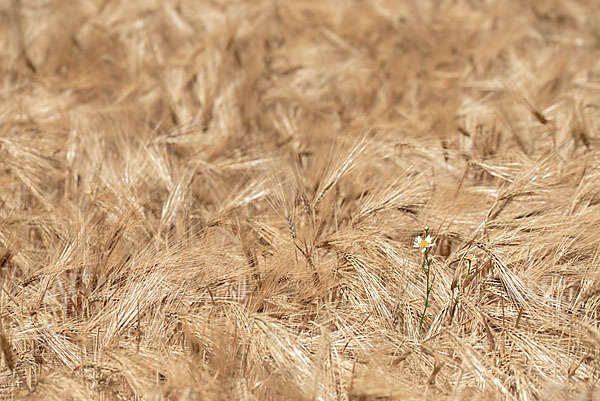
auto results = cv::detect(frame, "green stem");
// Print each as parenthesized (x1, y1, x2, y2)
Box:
(419, 249, 433, 332)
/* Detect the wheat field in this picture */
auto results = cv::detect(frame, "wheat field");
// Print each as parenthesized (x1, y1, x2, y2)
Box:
(1, 0, 600, 400)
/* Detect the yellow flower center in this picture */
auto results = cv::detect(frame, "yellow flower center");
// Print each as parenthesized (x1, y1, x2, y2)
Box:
(419, 240, 430, 248)
(466, 255, 474, 260)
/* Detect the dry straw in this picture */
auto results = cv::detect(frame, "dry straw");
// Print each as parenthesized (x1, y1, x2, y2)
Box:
(0, 0, 600, 400)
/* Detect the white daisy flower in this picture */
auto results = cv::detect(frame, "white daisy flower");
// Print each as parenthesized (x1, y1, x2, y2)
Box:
(464, 254, 477, 277)
(413, 235, 435, 253)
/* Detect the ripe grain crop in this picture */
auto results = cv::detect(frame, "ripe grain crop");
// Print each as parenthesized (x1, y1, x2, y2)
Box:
(1, 1, 600, 400)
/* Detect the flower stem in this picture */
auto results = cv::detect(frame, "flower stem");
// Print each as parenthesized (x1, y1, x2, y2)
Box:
(419, 248, 433, 332)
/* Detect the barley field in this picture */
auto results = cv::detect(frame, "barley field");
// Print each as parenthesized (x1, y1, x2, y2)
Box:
(1, 0, 600, 400)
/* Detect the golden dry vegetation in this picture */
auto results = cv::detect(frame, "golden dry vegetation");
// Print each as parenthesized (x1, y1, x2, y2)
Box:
(1, 0, 600, 400)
